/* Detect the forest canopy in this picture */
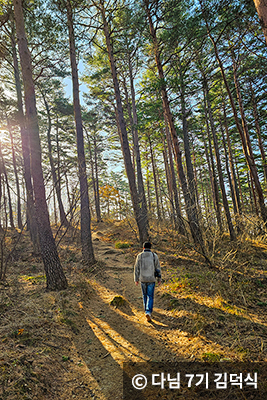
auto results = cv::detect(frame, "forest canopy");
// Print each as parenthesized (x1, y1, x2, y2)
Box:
(0, 0, 267, 286)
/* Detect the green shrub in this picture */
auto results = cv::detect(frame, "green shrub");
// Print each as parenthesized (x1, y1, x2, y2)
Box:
(115, 241, 131, 249)
(110, 295, 126, 307)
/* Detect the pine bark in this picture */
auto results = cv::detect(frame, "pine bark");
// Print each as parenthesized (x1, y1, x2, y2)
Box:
(11, 21, 39, 251)
(253, 0, 267, 44)
(13, 0, 67, 290)
(66, 0, 95, 265)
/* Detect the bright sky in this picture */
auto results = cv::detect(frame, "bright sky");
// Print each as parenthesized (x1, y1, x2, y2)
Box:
(63, 60, 87, 105)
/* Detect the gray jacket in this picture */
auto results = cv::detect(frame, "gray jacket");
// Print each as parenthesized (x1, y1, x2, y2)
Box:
(134, 250, 161, 283)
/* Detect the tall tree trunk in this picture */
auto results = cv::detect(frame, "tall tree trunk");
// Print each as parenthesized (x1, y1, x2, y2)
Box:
(41, 90, 68, 227)
(162, 133, 175, 224)
(93, 137, 101, 222)
(234, 155, 245, 211)
(64, 171, 72, 217)
(199, 167, 209, 219)
(247, 171, 254, 213)
(201, 130, 215, 218)
(179, 67, 199, 207)
(157, 166, 165, 219)
(148, 136, 161, 221)
(191, 139, 200, 209)
(0, 144, 14, 229)
(250, 81, 267, 183)
(66, 0, 95, 265)
(53, 186, 57, 225)
(231, 51, 267, 222)
(203, 88, 223, 231)
(55, 119, 61, 195)
(99, 0, 148, 243)
(11, 20, 39, 251)
(221, 96, 242, 215)
(85, 128, 102, 223)
(145, 147, 152, 213)
(250, 170, 259, 216)
(164, 114, 186, 235)
(145, 0, 204, 250)
(8, 126, 23, 229)
(128, 58, 149, 233)
(204, 81, 236, 240)
(202, 10, 267, 222)
(253, 0, 267, 45)
(13, 0, 67, 290)
(219, 120, 238, 215)
(87, 134, 96, 220)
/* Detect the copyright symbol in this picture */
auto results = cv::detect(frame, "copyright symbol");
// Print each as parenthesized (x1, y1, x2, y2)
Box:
(132, 374, 147, 390)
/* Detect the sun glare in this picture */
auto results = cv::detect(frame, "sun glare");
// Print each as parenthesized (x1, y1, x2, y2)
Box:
(0, 129, 8, 143)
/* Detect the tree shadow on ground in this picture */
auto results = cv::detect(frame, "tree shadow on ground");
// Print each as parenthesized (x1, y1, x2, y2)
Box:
(69, 283, 187, 399)
(152, 294, 267, 360)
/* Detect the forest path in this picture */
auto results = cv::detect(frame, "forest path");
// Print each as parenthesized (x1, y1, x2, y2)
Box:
(69, 234, 178, 399)
(66, 233, 219, 399)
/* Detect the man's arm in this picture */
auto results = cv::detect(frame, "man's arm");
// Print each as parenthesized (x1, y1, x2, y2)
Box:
(134, 255, 140, 284)
(155, 253, 161, 284)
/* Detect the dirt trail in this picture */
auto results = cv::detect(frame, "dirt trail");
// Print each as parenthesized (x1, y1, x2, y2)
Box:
(65, 234, 220, 399)
(1, 232, 194, 400)
(69, 234, 178, 399)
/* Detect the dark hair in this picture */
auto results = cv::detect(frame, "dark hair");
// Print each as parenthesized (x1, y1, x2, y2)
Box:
(143, 241, 152, 249)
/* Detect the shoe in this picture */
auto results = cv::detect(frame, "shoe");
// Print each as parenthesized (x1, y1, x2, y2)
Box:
(146, 314, 152, 322)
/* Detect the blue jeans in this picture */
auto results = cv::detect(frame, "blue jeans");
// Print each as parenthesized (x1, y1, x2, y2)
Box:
(141, 282, 155, 315)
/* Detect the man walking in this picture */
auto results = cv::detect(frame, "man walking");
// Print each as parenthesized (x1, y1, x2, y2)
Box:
(134, 241, 161, 322)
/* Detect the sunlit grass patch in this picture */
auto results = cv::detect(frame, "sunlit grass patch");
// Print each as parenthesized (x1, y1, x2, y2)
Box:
(20, 275, 46, 284)
(115, 241, 132, 249)
(219, 300, 246, 316)
(169, 275, 192, 292)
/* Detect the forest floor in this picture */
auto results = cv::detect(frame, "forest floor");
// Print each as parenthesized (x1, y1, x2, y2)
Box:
(0, 219, 267, 400)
